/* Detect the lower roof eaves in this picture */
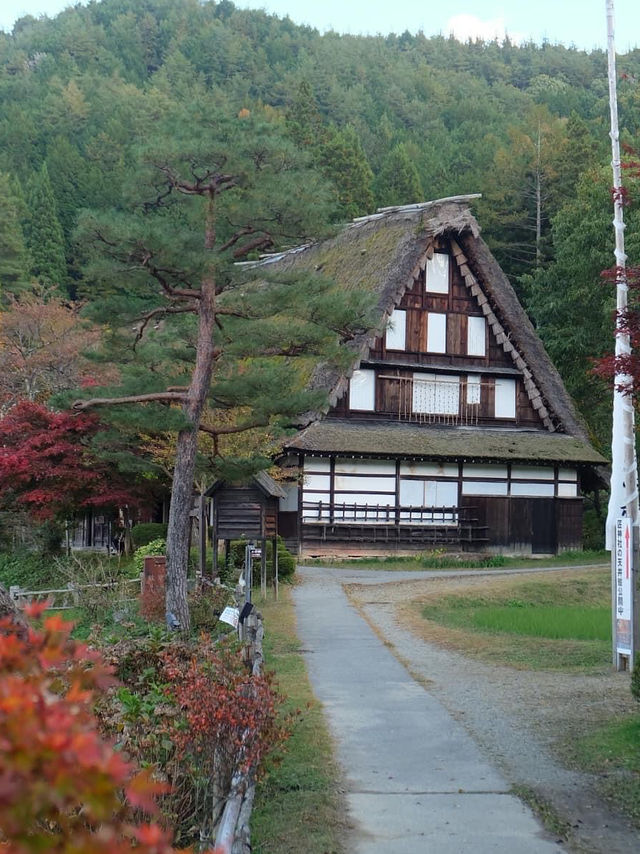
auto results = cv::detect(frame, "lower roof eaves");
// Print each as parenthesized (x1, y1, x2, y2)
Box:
(284, 420, 606, 466)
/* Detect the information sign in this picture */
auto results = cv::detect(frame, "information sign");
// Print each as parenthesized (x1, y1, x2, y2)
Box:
(614, 517, 633, 655)
(219, 606, 240, 629)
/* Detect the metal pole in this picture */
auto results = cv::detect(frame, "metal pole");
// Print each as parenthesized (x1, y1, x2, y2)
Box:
(605, 0, 639, 670)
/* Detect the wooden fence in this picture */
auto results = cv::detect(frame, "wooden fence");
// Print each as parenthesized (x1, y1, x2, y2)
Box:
(212, 610, 264, 854)
(9, 577, 143, 610)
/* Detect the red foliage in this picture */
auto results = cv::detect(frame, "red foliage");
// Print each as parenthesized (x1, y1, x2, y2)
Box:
(161, 639, 286, 794)
(0, 603, 201, 853)
(611, 186, 631, 206)
(0, 401, 147, 520)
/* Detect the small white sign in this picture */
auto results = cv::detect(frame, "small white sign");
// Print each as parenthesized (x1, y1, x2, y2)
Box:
(219, 606, 239, 629)
(250, 549, 262, 558)
(614, 517, 633, 654)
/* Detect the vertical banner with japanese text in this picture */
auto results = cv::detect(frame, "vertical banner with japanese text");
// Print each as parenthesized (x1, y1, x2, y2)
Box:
(614, 517, 633, 655)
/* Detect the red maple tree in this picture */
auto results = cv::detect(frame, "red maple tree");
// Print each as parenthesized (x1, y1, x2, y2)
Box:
(0, 401, 149, 521)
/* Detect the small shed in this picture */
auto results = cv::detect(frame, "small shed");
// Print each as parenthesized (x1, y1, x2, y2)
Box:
(205, 471, 286, 580)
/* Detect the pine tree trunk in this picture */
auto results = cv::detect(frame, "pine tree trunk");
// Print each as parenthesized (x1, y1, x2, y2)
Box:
(165, 426, 199, 629)
(164, 194, 217, 632)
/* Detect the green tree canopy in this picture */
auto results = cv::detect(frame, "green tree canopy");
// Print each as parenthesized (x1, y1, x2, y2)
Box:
(25, 163, 68, 292)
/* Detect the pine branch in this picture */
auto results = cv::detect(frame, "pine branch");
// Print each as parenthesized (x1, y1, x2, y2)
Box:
(73, 391, 188, 411)
(233, 235, 274, 259)
(198, 419, 268, 437)
(134, 304, 199, 347)
(218, 227, 256, 253)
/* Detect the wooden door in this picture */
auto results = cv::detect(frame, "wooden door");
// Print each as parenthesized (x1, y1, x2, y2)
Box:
(531, 498, 556, 554)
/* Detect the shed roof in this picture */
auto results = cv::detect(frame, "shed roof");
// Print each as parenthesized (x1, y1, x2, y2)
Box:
(285, 420, 606, 465)
(205, 470, 286, 499)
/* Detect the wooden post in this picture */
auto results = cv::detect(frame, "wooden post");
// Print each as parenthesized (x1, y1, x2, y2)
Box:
(198, 492, 207, 580)
(273, 535, 279, 601)
(260, 538, 267, 600)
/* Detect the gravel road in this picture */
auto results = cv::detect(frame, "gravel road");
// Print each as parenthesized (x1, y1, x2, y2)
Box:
(335, 566, 639, 854)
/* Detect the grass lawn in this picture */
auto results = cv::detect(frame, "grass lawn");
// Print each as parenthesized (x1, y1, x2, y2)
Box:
(568, 715, 640, 826)
(306, 549, 608, 573)
(252, 588, 347, 854)
(406, 568, 614, 671)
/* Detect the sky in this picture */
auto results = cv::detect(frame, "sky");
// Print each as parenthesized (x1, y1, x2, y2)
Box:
(0, 0, 639, 54)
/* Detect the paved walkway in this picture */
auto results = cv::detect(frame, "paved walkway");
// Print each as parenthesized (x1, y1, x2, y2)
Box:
(293, 565, 567, 853)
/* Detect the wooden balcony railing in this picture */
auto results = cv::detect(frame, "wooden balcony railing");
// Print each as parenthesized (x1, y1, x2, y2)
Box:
(300, 502, 487, 546)
(377, 374, 492, 426)
(302, 501, 461, 527)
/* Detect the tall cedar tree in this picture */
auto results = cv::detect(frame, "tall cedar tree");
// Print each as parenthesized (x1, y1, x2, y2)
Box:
(25, 163, 67, 291)
(374, 143, 424, 208)
(73, 105, 372, 630)
(0, 172, 31, 296)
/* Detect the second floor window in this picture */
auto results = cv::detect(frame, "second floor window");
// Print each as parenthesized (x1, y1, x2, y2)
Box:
(412, 373, 459, 415)
(385, 308, 406, 350)
(427, 312, 447, 353)
(349, 368, 376, 411)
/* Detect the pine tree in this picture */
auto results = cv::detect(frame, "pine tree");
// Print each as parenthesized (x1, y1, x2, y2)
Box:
(25, 163, 68, 291)
(74, 101, 373, 630)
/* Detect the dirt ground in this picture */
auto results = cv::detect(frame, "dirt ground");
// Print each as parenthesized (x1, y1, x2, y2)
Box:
(344, 569, 640, 854)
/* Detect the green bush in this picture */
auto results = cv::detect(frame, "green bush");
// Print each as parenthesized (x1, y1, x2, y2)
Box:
(133, 538, 166, 575)
(131, 523, 168, 549)
(582, 508, 605, 551)
(269, 536, 296, 582)
(632, 659, 640, 702)
(0, 550, 58, 590)
(222, 538, 296, 585)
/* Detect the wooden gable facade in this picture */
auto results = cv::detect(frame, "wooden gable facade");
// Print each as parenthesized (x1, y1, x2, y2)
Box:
(258, 196, 605, 556)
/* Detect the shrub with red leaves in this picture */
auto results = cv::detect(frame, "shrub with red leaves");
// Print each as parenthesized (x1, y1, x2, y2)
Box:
(162, 638, 286, 802)
(0, 603, 218, 854)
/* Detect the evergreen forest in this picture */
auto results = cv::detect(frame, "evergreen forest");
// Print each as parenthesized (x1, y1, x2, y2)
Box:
(2, 0, 640, 452)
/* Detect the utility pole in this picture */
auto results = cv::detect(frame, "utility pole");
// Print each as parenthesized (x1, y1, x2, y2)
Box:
(605, 0, 639, 671)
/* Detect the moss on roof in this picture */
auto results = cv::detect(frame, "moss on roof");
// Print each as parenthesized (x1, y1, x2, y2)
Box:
(254, 196, 596, 454)
(286, 420, 606, 465)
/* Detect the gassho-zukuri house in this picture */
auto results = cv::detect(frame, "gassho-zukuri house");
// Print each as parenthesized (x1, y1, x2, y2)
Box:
(250, 195, 606, 557)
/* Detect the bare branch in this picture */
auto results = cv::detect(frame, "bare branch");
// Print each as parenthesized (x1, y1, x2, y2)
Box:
(219, 226, 255, 253)
(233, 235, 274, 259)
(73, 391, 188, 411)
(199, 419, 268, 437)
(133, 304, 199, 347)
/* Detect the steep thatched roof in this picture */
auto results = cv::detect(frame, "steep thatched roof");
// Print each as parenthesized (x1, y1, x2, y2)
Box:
(252, 195, 593, 446)
(286, 420, 606, 465)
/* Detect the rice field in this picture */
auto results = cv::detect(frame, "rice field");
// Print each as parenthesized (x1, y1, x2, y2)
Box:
(423, 600, 611, 641)
(414, 568, 614, 670)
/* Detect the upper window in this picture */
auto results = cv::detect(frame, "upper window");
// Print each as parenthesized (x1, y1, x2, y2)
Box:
(466, 374, 481, 405)
(412, 373, 459, 415)
(494, 378, 516, 419)
(426, 254, 449, 294)
(385, 308, 406, 351)
(349, 369, 375, 411)
(467, 316, 486, 357)
(426, 313, 447, 353)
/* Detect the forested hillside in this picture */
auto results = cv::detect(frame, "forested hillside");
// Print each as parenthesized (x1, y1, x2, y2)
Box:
(1, 0, 640, 445)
